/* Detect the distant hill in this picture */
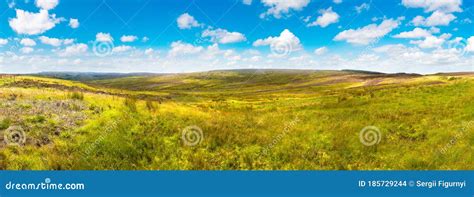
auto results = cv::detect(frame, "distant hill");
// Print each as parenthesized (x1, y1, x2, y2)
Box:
(34, 72, 163, 81)
(31, 69, 473, 94)
(82, 69, 455, 94)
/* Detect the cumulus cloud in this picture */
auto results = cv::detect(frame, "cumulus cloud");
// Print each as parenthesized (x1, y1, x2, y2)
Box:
(253, 29, 303, 53)
(35, 0, 59, 10)
(307, 7, 339, 28)
(3, 42, 472, 74)
(242, 0, 252, 5)
(9, 9, 61, 35)
(355, 3, 370, 13)
(465, 36, 474, 52)
(411, 16, 426, 26)
(393, 28, 432, 39)
(411, 11, 456, 27)
(461, 18, 472, 24)
(177, 13, 201, 29)
(38, 36, 63, 46)
(96, 32, 113, 42)
(63, 39, 74, 45)
(409, 34, 451, 49)
(260, 0, 310, 19)
(202, 28, 246, 44)
(314, 47, 328, 55)
(69, 18, 79, 28)
(0, 39, 8, 45)
(8, 1, 15, 8)
(20, 38, 36, 46)
(401, 0, 462, 13)
(20, 47, 34, 54)
(373, 44, 408, 53)
(334, 18, 400, 45)
(201, 44, 240, 61)
(58, 43, 88, 56)
(372, 43, 470, 73)
(168, 41, 204, 57)
(145, 48, 154, 56)
(120, 35, 138, 42)
(112, 45, 133, 53)
(333, 0, 342, 4)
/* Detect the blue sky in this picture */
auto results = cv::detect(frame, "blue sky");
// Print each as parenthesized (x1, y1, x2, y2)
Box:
(0, 0, 473, 74)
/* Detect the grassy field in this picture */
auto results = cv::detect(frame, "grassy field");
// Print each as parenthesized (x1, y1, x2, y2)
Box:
(0, 69, 473, 170)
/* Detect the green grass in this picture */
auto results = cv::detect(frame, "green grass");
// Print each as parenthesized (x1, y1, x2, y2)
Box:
(0, 70, 473, 170)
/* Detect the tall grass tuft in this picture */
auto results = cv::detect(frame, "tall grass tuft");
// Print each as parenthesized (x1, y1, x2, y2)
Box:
(124, 98, 137, 112)
(69, 92, 84, 100)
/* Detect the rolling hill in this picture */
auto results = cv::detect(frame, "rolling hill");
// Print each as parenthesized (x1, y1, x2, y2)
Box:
(0, 69, 473, 170)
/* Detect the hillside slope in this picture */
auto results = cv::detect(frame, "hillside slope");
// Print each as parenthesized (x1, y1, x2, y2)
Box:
(0, 70, 473, 170)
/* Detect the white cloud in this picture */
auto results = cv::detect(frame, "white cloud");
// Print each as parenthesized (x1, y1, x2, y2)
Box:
(314, 47, 328, 55)
(393, 28, 432, 39)
(73, 59, 82, 64)
(308, 7, 339, 28)
(2, 43, 472, 74)
(200, 44, 240, 61)
(260, 0, 310, 19)
(120, 35, 138, 42)
(401, 0, 462, 13)
(242, 0, 252, 5)
(412, 11, 456, 26)
(465, 36, 474, 52)
(461, 18, 472, 24)
(177, 13, 201, 29)
(355, 3, 370, 13)
(145, 48, 154, 56)
(372, 44, 470, 73)
(69, 18, 79, 28)
(63, 39, 74, 45)
(35, 0, 59, 10)
(411, 16, 425, 26)
(253, 29, 303, 52)
(142, 37, 150, 42)
(409, 34, 451, 49)
(38, 36, 62, 46)
(425, 11, 456, 26)
(168, 41, 204, 57)
(334, 19, 400, 45)
(8, 1, 15, 8)
(0, 39, 8, 45)
(202, 28, 246, 44)
(373, 44, 408, 53)
(448, 37, 463, 45)
(112, 45, 132, 53)
(333, 0, 342, 4)
(96, 32, 113, 42)
(59, 43, 88, 56)
(20, 47, 34, 54)
(20, 38, 36, 46)
(356, 54, 379, 62)
(9, 9, 61, 35)
(429, 27, 440, 33)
